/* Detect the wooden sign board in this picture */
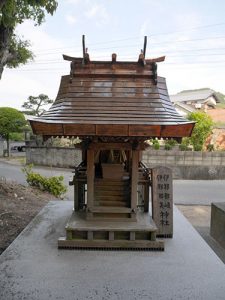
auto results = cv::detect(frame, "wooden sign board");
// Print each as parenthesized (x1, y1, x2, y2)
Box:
(151, 167, 173, 238)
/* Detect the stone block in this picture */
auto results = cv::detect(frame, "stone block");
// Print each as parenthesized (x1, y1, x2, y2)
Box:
(193, 151, 203, 158)
(151, 166, 173, 237)
(201, 160, 212, 166)
(184, 151, 194, 158)
(210, 202, 225, 249)
(211, 157, 222, 165)
(220, 160, 225, 166)
(202, 152, 212, 159)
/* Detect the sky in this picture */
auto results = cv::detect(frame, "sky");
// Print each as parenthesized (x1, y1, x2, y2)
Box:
(1, 0, 225, 110)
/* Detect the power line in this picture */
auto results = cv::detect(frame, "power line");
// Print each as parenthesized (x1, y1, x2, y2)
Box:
(34, 21, 225, 53)
(33, 52, 225, 63)
(33, 35, 225, 57)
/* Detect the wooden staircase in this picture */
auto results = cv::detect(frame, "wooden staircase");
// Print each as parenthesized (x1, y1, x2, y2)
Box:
(94, 178, 130, 207)
(86, 178, 134, 220)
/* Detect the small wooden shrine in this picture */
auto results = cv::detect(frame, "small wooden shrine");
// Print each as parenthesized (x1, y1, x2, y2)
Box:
(29, 36, 195, 250)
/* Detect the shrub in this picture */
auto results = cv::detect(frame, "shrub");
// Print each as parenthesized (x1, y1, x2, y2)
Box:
(22, 164, 67, 197)
(152, 139, 160, 150)
(164, 143, 172, 150)
(164, 138, 177, 150)
(207, 144, 214, 152)
(179, 143, 188, 151)
(179, 137, 191, 151)
(187, 111, 214, 151)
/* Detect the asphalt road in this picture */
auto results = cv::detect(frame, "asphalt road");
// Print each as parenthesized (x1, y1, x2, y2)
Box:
(0, 160, 74, 201)
(0, 160, 225, 205)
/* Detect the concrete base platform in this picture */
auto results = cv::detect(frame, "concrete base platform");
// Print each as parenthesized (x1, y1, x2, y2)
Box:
(1, 201, 225, 300)
(59, 211, 164, 250)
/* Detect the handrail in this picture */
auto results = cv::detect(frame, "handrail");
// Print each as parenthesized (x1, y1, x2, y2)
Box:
(139, 161, 152, 185)
(73, 161, 86, 176)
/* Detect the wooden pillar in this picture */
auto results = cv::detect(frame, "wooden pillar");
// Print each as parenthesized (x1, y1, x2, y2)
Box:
(87, 149, 94, 215)
(144, 182, 150, 212)
(74, 179, 79, 211)
(131, 150, 139, 213)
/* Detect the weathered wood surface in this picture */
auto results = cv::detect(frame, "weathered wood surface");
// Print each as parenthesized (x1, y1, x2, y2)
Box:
(86, 149, 94, 211)
(30, 57, 195, 138)
(30, 121, 194, 138)
(131, 150, 139, 212)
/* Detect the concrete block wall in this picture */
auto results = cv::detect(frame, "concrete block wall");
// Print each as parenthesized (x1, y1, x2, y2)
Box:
(142, 149, 225, 179)
(26, 146, 225, 179)
(26, 147, 82, 168)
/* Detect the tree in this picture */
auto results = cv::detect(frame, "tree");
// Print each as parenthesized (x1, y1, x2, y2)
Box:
(0, 107, 26, 156)
(187, 111, 214, 151)
(0, 0, 58, 79)
(22, 94, 53, 116)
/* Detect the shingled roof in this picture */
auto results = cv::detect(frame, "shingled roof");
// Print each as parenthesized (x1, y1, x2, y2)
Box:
(29, 39, 195, 139)
(170, 89, 220, 104)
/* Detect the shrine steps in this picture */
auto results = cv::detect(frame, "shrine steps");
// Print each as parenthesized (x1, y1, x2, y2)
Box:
(92, 178, 131, 218)
(58, 211, 164, 250)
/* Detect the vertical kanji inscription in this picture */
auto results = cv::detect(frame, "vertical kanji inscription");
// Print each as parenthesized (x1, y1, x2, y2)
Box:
(151, 167, 173, 238)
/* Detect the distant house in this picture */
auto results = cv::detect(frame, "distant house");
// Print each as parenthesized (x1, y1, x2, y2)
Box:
(170, 89, 220, 116)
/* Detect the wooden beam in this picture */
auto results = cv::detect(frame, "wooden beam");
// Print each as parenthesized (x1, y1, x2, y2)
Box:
(74, 180, 79, 211)
(143, 36, 147, 58)
(112, 53, 117, 63)
(63, 54, 83, 62)
(87, 149, 94, 212)
(144, 182, 150, 212)
(131, 150, 139, 212)
(146, 56, 165, 63)
(89, 142, 132, 151)
(138, 53, 146, 66)
(82, 34, 85, 61)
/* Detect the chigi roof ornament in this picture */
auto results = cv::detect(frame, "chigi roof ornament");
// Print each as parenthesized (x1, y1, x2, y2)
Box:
(29, 36, 195, 250)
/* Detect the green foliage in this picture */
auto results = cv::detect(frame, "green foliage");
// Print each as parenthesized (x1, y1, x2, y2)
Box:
(207, 144, 214, 152)
(151, 139, 160, 150)
(164, 138, 177, 150)
(179, 144, 188, 151)
(22, 94, 53, 116)
(164, 143, 172, 150)
(187, 111, 213, 151)
(0, 0, 58, 78)
(179, 138, 190, 151)
(9, 132, 24, 141)
(0, 0, 58, 28)
(167, 138, 177, 147)
(6, 35, 34, 68)
(22, 164, 67, 197)
(0, 107, 26, 137)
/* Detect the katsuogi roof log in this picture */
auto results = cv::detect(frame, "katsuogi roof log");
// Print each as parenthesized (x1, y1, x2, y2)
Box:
(29, 39, 195, 139)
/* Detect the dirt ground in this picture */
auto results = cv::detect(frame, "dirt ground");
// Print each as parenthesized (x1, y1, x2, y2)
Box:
(0, 179, 56, 255)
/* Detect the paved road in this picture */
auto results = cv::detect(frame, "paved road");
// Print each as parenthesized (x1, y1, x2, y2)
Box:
(0, 160, 225, 205)
(173, 180, 225, 205)
(0, 160, 74, 201)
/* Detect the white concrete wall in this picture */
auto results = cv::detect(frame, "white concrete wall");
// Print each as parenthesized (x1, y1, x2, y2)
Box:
(26, 146, 225, 179)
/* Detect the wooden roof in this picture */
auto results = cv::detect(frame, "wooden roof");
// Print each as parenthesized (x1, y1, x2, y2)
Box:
(29, 50, 195, 139)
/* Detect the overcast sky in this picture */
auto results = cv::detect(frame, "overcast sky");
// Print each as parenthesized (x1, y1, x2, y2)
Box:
(1, 0, 225, 110)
